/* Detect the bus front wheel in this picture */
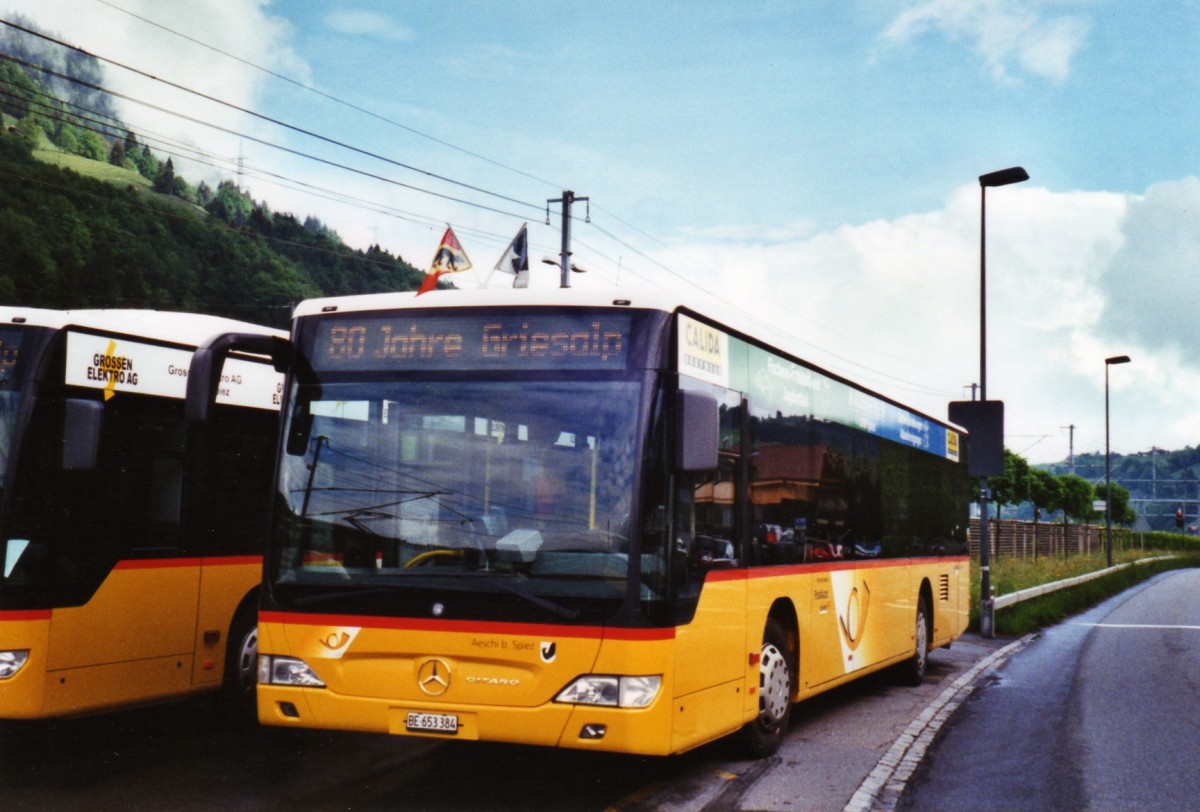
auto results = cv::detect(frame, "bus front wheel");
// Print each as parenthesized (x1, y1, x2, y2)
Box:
(741, 618, 793, 758)
(223, 602, 258, 717)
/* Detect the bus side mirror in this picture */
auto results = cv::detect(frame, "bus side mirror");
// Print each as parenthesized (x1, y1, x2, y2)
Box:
(676, 390, 719, 472)
(62, 398, 103, 470)
(187, 332, 290, 424)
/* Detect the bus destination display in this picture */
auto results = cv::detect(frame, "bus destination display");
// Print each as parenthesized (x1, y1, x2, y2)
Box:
(311, 313, 632, 371)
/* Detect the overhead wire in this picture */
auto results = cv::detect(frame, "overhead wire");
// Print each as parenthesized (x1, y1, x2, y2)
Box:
(0, 18, 542, 213)
(3, 13, 966, 408)
(0, 49, 538, 223)
(93, 0, 566, 193)
(2, 85, 566, 274)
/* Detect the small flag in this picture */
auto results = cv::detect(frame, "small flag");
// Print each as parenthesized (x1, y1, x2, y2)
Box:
(417, 226, 473, 295)
(493, 223, 530, 289)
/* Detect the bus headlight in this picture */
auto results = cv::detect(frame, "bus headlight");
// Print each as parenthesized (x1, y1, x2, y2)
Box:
(555, 675, 661, 708)
(0, 650, 29, 680)
(259, 655, 325, 687)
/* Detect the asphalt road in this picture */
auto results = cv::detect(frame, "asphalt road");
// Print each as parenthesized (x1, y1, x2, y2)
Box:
(3, 630, 1015, 811)
(900, 569, 1200, 812)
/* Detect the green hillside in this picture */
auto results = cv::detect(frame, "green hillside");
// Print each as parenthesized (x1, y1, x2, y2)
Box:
(0, 134, 424, 328)
(0, 28, 424, 328)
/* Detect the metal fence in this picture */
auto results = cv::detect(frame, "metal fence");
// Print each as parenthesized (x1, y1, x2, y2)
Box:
(968, 518, 1104, 559)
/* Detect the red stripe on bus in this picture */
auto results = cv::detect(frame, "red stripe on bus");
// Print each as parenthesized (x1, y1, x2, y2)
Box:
(111, 555, 262, 571)
(706, 569, 748, 582)
(201, 556, 263, 567)
(710, 554, 971, 581)
(259, 611, 675, 641)
(114, 558, 205, 570)
(0, 609, 52, 621)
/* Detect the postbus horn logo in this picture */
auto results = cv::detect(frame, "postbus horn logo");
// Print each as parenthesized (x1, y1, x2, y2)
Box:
(838, 581, 871, 652)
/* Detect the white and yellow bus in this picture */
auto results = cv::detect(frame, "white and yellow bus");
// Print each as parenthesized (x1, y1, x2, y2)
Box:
(0, 308, 283, 724)
(194, 288, 970, 757)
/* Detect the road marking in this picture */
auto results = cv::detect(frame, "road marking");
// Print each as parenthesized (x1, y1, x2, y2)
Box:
(1071, 622, 1200, 630)
(842, 635, 1034, 812)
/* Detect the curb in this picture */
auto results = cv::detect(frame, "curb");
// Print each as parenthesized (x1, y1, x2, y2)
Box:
(842, 634, 1034, 812)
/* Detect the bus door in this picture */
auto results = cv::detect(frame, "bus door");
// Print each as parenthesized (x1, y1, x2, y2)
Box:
(669, 387, 747, 743)
(34, 336, 202, 709)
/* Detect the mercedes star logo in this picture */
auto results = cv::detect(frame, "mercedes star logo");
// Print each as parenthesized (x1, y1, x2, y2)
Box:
(417, 658, 452, 696)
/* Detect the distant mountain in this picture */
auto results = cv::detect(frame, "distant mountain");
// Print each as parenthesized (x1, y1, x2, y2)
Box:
(1041, 447, 1200, 532)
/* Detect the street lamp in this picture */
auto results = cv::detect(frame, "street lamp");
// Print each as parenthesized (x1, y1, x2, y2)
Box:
(1105, 354, 1131, 567)
(976, 166, 1028, 638)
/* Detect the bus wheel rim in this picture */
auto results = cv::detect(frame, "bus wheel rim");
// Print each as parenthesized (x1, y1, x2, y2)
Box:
(236, 627, 259, 691)
(914, 607, 928, 673)
(759, 642, 790, 724)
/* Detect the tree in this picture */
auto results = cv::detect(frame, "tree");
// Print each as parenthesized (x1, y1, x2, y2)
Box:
(1095, 481, 1134, 525)
(14, 114, 46, 151)
(75, 129, 107, 160)
(137, 144, 159, 180)
(1058, 474, 1096, 524)
(988, 449, 1031, 518)
(1028, 468, 1063, 521)
(171, 174, 195, 202)
(153, 157, 175, 193)
(205, 180, 252, 226)
(56, 124, 80, 155)
(0, 60, 38, 119)
(108, 139, 126, 167)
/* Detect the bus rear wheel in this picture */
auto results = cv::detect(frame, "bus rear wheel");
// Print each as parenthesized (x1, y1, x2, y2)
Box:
(741, 618, 793, 758)
(899, 596, 930, 686)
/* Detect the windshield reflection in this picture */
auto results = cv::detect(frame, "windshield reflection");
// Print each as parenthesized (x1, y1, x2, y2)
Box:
(272, 380, 640, 608)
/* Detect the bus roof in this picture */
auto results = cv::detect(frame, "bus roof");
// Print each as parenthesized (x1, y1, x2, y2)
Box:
(0, 307, 284, 346)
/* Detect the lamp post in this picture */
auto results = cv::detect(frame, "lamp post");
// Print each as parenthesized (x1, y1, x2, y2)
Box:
(976, 166, 1028, 638)
(1105, 354, 1131, 567)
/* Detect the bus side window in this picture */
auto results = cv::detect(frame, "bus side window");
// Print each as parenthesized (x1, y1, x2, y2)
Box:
(61, 399, 103, 470)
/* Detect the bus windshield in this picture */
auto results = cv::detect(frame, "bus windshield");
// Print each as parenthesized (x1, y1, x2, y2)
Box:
(269, 377, 642, 621)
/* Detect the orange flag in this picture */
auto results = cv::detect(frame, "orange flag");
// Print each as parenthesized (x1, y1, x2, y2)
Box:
(417, 226, 473, 295)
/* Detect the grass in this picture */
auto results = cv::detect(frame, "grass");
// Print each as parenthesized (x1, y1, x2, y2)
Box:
(34, 147, 153, 190)
(31, 146, 208, 220)
(968, 545, 1200, 636)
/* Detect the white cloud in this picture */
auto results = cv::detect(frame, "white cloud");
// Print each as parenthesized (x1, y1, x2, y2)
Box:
(879, 0, 1091, 83)
(4, 0, 308, 182)
(630, 180, 1200, 464)
(324, 9, 415, 43)
(1099, 177, 1200, 355)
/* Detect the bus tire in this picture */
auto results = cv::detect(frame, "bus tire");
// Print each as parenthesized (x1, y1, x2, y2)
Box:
(900, 596, 930, 686)
(741, 618, 793, 758)
(223, 601, 258, 718)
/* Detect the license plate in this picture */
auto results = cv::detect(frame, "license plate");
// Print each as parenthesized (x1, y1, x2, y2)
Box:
(406, 711, 458, 734)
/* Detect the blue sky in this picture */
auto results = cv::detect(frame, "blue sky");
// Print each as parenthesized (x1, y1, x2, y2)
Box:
(6, 0, 1200, 466)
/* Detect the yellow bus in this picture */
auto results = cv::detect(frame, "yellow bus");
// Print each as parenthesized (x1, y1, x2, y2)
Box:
(194, 288, 970, 757)
(0, 308, 283, 725)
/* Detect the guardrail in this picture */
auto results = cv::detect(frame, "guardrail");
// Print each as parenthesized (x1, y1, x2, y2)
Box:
(991, 555, 1177, 610)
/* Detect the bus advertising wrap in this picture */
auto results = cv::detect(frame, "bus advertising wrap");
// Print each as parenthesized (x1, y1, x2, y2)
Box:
(65, 332, 281, 409)
(677, 315, 959, 462)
